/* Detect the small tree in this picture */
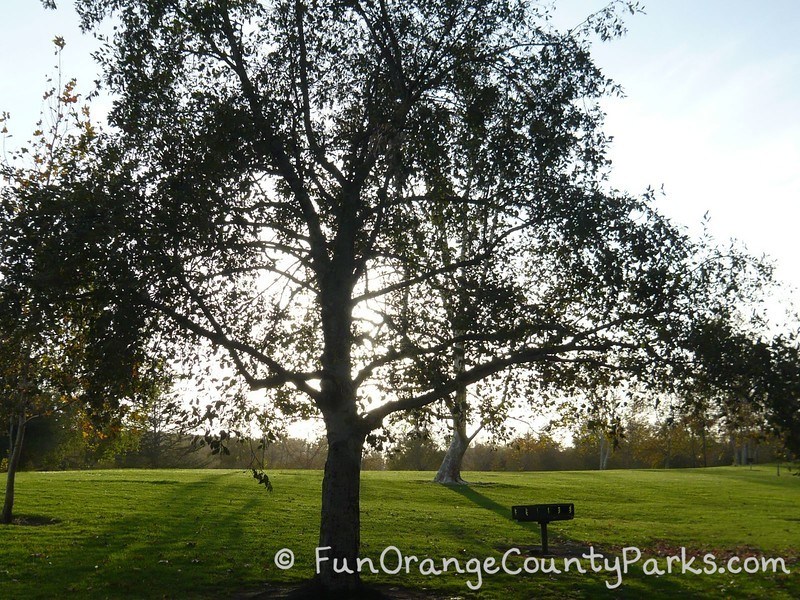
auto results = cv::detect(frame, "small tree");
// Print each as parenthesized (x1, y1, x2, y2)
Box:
(131, 391, 185, 468)
(0, 39, 160, 523)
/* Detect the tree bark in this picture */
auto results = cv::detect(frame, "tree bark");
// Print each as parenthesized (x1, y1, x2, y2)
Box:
(316, 410, 366, 594)
(434, 405, 469, 484)
(434, 330, 472, 484)
(599, 435, 611, 470)
(665, 434, 671, 469)
(2, 412, 27, 525)
(313, 257, 365, 594)
(701, 422, 708, 468)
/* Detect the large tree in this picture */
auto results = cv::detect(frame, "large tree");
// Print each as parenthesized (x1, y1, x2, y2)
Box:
(35, 0, 784, 592)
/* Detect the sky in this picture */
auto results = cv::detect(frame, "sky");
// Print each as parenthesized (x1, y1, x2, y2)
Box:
(555, 0, 800, 294)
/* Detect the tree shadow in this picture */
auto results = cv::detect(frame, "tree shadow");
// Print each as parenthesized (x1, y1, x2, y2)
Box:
(439, 483, 701, 598)
(441, 483, 580, 555)
(440, 482, 532, 527)
(8, 471, 267, 598)
(3, 514, 61, 526)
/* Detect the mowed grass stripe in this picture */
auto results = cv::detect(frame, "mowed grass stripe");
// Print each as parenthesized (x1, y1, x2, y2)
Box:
(0, 467, 797, 598)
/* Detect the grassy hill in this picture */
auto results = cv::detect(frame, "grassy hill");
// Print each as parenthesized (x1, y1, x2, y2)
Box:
(0, 467, 797, 598)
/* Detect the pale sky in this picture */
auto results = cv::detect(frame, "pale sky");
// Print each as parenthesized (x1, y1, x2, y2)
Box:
(556, 0, 800, 294)
(2, 1, 797, 294)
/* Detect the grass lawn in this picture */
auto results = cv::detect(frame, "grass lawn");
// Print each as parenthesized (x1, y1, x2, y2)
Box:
(0, 466, 797, 598)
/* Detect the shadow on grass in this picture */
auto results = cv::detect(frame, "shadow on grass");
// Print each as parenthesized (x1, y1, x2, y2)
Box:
(440, 483, 559, 552)
(3, 514, 62, 526)
(441, 483, 595, 558)
(439, 483, 699, 599)
(439, 483, 514, 520)
(32, 471, 266, 598)
(87, 478, 181, 485)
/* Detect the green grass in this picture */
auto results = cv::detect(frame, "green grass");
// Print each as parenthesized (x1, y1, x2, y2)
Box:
(0, 467, 797, 598)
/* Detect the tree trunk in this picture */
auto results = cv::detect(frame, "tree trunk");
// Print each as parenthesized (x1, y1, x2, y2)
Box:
(665, 434, 671, 469)
(316, 410, 366, 594)
(434, 416, 469, 484)
(701, 424, 708, 468)
(598, 435, 605, 471)
(313, 264, 365, 594)
(2, 412, 27, 525)
(434, 331, 472, 484)
(599, 435, 612, 470)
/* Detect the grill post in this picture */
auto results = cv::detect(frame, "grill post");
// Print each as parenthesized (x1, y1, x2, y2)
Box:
(540, 521, 549, 554)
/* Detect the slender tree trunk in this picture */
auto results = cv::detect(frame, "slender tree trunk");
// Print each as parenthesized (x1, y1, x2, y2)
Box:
(598, 435, 612, 470)
(598, 435, 606, 471)
(2, 412, 27, 525)
(434, 331, 472, 484)
(316, 409, 366, 594)
(665, 434, 671, 469)
(701, 423, 708, 468)
(435, 408, 469, 484)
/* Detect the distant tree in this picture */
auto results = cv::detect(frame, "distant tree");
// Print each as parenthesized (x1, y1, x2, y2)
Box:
(386, 432, 445, 471)
(680, 402, 715, 468)
(561, 390, 631, 470)
(361, 447, 386, 471)
(462, 443, 498, 471)
(505, 432, 563, 471)
(268, 435, 328, 470)
(684, 318, 800, 458)
(133, 391, 187, 468)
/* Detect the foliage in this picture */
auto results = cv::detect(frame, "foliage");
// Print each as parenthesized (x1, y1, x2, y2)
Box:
(683, 319, 800, 455)
(250, 467, 273, 491)
(454, 423, 787, 472)
(385, 434, 445, 471)
(0, 41, 152, 431)
(124, 388, 192, 468)
(0, 39, 170, 523)
(62, 0, 760, 439)
(62, 0, 786, 435)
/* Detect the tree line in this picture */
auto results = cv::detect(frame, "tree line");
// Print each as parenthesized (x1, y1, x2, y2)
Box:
(4, 405, 791, 474)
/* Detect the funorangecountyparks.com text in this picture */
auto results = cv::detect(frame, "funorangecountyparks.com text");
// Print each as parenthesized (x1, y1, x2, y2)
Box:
(272, 545, 792, 591)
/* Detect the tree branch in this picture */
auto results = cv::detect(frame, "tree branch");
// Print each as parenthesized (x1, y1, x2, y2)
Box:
(216, 3, 330, 273)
